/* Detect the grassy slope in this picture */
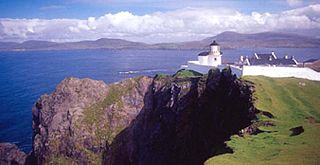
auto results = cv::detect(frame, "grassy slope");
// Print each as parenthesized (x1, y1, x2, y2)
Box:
(205, 76, 320, 165)
(173, 69, 202, 78)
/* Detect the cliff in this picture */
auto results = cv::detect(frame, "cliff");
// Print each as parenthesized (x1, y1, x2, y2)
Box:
(1, 68, 260, 164)
(104, 68, 257, 165)
(31, 76, 152, 164)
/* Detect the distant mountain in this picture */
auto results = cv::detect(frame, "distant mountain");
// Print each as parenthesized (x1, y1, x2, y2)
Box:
(0, 42, 19, 50)
(305, 59, 320, 72)
(162, 31, 320, 49)
(53, 38, 149, 50)
(204, 31, 320, 48)
(0, 38, 148, 51)
(0, 31, 319, 51)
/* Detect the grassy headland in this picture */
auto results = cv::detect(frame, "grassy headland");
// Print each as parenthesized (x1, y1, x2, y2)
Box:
(205, 76, 320, 164)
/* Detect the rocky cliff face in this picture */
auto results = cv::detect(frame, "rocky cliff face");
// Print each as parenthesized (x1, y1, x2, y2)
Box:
(2, 68, 257, 164)
(31, 76, 153, 164)
(104, 68, 255, 165)
(0, 143, 27, 165)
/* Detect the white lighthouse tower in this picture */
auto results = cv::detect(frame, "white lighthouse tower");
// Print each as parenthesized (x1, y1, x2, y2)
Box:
(183, 40, 224, 74)
(207, 40, 222, 66)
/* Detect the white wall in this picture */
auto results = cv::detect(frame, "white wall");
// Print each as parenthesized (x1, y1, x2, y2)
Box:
(242, 66, 320, 81)
(187, 62, 213, 74)
(186, 63, 240, 77)
(229, 65, 243, 77)
(198, 56, 208, 65)
(208, 55, 221, 66)
(184, 62, 320, 81)
(211, 45, 220, 55)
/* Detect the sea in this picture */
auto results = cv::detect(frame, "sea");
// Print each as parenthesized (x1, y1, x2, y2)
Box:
(0, 48, 319, 153)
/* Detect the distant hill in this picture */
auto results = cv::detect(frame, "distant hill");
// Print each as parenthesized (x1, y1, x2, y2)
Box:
(162, 31, 320, 49)
(0, 38, 148, 51)
(0, 31, 319, 51)
(205, 31, 320, 48)
(54, 38, 149, 50)
(305, 59, 320, 72)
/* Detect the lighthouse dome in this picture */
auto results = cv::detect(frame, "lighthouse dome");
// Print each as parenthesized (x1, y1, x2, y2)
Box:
(210, 40, 219, 46)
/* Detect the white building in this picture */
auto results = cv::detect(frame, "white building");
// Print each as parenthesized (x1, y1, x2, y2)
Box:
(239, 52, 298, 66)
(181, 41, 320, 81)
(197, 40, 222, 66)
(182, 40, 227, 74)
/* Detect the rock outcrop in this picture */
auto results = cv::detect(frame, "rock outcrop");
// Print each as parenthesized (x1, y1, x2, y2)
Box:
(104, 68, 256, 165)
(31, 76, 153, 164)
(0, 143, 27, 165)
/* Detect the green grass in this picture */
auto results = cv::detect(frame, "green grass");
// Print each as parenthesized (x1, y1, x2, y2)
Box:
(81, 79, 137, 143)
(205, 76, 320, 165)
(68, 78, 139, 164)
(154, 73, 169, 81)
(173, 69, 202, 78)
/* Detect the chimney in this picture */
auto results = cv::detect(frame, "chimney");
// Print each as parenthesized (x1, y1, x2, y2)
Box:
(271, 51, 277, 59)
(240, 56, 244, 62)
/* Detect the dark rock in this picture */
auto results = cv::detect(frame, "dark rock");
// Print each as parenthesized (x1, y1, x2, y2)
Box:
(260, 111, 274, 118)
(290, 126, 304, 136)
(239, 121, 275, 136)
(0, 143, 27, 165)
(104, 68, 256, 165)
(254, 108, 274, 118)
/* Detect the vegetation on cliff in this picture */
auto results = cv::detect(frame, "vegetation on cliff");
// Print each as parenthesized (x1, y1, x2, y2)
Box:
(205, 76, 320, 164)
(173, 69, 202, 78)
(31, 76, 153, 164)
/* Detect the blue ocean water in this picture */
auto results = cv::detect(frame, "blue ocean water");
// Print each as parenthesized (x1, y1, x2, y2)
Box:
(0, 48, 319, 153)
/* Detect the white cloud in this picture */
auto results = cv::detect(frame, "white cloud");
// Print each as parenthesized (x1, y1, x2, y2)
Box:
(0, 4, 320, 43)
(287, 0, 303, 7)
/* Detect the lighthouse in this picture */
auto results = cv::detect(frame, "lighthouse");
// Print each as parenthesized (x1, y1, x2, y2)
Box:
(183, 40, 225, 74)
(196, 40, 222, 66)
(208, 40, 222, 66)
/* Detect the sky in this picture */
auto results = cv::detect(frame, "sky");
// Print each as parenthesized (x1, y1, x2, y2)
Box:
(0, 0, 320, 43)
